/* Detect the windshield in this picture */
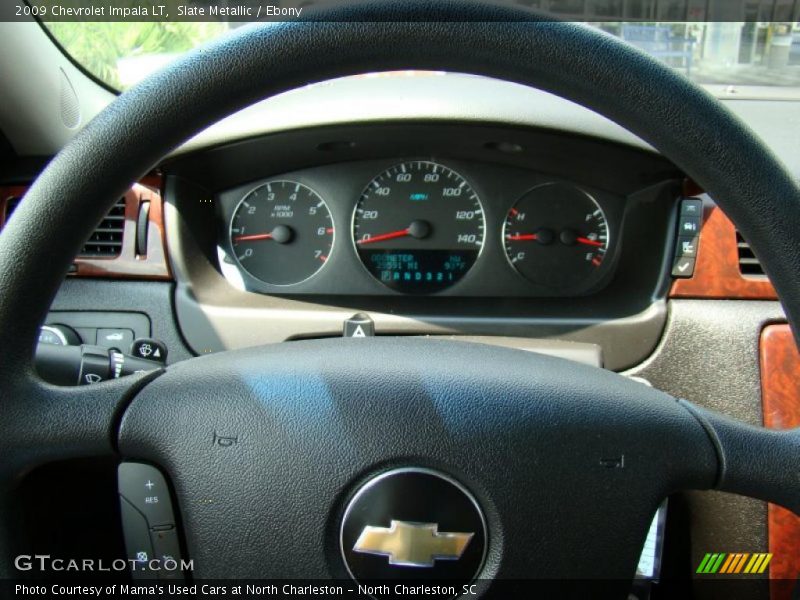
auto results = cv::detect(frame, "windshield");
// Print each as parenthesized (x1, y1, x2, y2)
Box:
(45, 20, 800, 98)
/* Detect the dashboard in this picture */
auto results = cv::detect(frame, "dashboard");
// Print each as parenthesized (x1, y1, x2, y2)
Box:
(215, 158, 624, 296)
(0, 120, 692, 370)
(156, 121, 688, 369)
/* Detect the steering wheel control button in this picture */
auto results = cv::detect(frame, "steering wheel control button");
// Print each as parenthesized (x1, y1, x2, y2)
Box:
(344, 313, 375, 338)
(131, 338, 168, 362)
(118, 462, 177, 528)
(119, 463, 185, 581)
(341, 468, 486, 591)
(150, 527, 185, 580)
(97, 328, 134, 351)
(119, 496, 156, 581)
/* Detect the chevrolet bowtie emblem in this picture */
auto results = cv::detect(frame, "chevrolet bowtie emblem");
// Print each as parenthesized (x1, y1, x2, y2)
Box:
(353, 520, 473, 567)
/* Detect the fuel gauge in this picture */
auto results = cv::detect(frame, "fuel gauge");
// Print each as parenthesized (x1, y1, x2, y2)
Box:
(503, 183, 609, 291)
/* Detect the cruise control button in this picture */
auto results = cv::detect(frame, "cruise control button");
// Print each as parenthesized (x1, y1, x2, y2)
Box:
(118, 462, 176, 527)
(150, 527, 184, 580)
(119, 496, 155, 580)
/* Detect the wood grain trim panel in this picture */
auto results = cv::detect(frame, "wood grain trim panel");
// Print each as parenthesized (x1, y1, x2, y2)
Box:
(670, 200, 777, 300)
(0, 177, 171, 280)
(0, 185, 28, 229)
(760, 324, 800, 595)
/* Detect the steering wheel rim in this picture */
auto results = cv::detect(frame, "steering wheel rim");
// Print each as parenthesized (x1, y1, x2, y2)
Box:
(0, 3, 799, 587)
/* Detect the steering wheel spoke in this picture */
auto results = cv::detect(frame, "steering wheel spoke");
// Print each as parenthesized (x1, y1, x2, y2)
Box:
(0, 370, 157, 578)
(681, 402, 800, 514)
(0, 372, 156, 478)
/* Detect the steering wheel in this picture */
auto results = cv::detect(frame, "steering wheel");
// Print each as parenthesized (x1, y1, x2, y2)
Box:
(1, 4, 799, 591)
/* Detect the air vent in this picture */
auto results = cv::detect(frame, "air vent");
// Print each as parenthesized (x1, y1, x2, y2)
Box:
(79, 198, 126, 258)
(5, 197, 126, 258)
(736, 231, 765, 277)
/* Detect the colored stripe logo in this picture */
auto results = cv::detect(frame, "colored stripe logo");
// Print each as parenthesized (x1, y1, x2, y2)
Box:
(696, 553, 772, 574)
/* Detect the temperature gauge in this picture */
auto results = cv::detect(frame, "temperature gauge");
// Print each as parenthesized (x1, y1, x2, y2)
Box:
(503, 183, 609, 291)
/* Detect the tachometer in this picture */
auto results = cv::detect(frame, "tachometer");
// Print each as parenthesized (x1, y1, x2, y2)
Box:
(353, 161, 484, 293)
(503, 183, 609, 290)
(229, 180, 333, 285)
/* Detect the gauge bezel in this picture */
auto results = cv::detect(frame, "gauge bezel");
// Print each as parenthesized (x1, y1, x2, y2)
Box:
(228, 179, 335, 287)
(350, 159, 487, 295)
(501, 182, 612, 290)
(212, 153, 628, 298)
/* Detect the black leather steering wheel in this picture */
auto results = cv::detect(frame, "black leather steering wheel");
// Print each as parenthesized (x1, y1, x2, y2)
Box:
(1, 3, 799, 591)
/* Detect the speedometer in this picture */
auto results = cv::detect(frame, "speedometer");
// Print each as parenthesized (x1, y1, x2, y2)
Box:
(353, 161, 484, 294)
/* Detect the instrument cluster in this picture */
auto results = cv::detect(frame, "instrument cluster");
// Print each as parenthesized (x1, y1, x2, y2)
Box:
(216, 158, 624, 297)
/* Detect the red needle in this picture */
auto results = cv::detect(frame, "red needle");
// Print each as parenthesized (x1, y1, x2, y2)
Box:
(233, 233, 273, 242)
(576, 237, 603, 247)
(357, 228, 410, 245)
(506, 233, 538, 241)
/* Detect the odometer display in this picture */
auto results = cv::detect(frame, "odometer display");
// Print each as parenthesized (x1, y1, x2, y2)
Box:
(353, 161, 485, 293)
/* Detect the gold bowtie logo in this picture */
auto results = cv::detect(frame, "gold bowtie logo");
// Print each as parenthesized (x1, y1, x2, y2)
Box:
(353, 520, 473, 567)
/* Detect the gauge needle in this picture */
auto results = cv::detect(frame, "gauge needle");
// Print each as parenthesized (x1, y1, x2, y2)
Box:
(357, 228, 411, 245)
(576, 237, 603, 247)
(233, 233, 273, 242)
(506, 233, 538, 241)
(234, 225, 293, 244)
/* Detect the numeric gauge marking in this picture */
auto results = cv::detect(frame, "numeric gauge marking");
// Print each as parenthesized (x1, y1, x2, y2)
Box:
(229, 180, 334, 286)
(353, 161, 485, 294)
(503, 183, 610, 290)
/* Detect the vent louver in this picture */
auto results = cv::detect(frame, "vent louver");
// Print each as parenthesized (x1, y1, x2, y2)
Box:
(736, 231, 765, 277)
(79, 198, 126, 258)
(5, 196, 126, 258)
